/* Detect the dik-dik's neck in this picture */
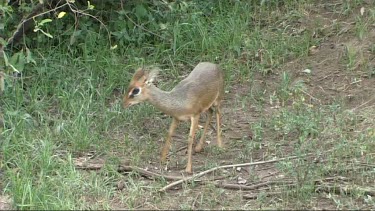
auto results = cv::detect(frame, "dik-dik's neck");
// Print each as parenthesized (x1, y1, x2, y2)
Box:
(147, 85, 183, 117)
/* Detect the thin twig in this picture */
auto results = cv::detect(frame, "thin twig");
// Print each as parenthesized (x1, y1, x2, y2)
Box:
(158, 153, 313, 192)
(316, 71, 340, 82)
(243, 191, 282, 199)
(191, 192, 201, 209)
(315, 183, 375, 196)
(118, 165, 185, 181)
(350, 97, 375, 112)
(75, 163, 185, 181)
(299, 89, 321, 103)
(215, 180, 295, 190)
(66, 3, 113, 47)
(260, 171, 280, 180)
(123, 12, 164, 40)
(338, 79, 362, 91)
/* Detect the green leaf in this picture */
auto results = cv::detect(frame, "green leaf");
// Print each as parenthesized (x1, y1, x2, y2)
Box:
(26, 48, 37, 65)
(3, 52, 20, 73)
(110, 45, 118, 50)
(57, 11, 67, 19)
(87, 1, 95, 10)
(0, 71, 4, 93)
(40, 30, 53, 38)
(10, 51, 26, 72)
(135, 4, 148, 19)
(39, 18, 52, 26)
(0, 37, 6, 46)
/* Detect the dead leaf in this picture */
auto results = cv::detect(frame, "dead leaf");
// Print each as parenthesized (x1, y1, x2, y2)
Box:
(302, 69, 312, 74)
(360, 7, 365, 16)
(309, 45, 319, 55)
(237, 176, 247, 184)
(0, 195, 12, 210)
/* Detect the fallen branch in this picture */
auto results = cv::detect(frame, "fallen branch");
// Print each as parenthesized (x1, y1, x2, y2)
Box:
(350, 97, 375, 112)
(75, 163, 185, 181)
(216, 176, 349, 192)
(243, 191, 282, 200)
(215, 180, 295, 191)
(315, 183, 375, 197)
(117, 165, 185, 181)
(159, 153, 313, 192)
(191, 192, 201, 209)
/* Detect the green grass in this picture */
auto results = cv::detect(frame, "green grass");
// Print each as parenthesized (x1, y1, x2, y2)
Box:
(1, 0, 375, 209)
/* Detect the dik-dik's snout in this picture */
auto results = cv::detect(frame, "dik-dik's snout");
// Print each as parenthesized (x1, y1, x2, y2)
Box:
(122, 94, 131, 108)
(123, 100, 130, 108)
(123, 96, 139, 108)
(123, 98, 133, 108)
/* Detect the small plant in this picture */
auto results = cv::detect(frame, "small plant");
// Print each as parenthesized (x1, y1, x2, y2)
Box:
(277, 71, 292, 106)
(355, 16, 367, 40)
(344, 44, 358, 71)
(251, 121, 264, 142)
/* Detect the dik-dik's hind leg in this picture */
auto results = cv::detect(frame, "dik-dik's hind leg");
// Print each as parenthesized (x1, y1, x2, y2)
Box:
(216, 105, 223, 148)
(186, 115, 199, 173)
(195, 108, 213, 153)
(161, 118, 179, 163)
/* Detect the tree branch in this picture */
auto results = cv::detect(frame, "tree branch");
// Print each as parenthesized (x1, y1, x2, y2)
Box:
(159, 153, 313, 192)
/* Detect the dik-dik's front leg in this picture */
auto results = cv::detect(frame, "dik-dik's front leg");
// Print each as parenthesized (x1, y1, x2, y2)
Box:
(161, 117, 179, 163)
(186, 115, 199, 173)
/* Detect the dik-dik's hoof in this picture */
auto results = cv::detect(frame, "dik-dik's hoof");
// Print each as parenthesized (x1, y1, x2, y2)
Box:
(194, 144, 204, 153)
(185, 167, 193, 174)
(160, 149, 169, 163)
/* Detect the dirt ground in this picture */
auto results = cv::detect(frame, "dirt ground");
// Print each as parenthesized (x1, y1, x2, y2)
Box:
(77, 1, 375, 209)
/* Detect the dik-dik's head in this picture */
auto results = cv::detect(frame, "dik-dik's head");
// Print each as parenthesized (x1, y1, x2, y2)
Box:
(123, 68, 159, 108)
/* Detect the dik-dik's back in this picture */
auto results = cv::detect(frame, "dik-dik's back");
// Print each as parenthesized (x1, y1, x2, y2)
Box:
(170, 62, 224, 115)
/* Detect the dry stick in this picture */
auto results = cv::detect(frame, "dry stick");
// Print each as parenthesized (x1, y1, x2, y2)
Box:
(260, 171, 280, 180)
(316, 71, 340, 82)
(315, 183, 375, 197)
(243, 191, 282, 200)
(218, 176, 350, 192)
(350, 97, 375, 111)
(117, 166, 185, 181)
(191, 192, 201, 209)
(76, 162, 229, 183)
(241, 176, 358, 200)
(159, 153, 313, 192)
(299, 89, 321, 104)
(76, 164, 185, 181)
(215, 180, 295, 191)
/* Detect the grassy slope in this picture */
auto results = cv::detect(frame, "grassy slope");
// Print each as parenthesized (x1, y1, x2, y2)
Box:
(1, 0, 374, 209)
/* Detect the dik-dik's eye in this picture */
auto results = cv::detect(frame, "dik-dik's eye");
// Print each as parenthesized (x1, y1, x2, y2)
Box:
(132, 88, 140, 95)
(129, 87, 141, 98)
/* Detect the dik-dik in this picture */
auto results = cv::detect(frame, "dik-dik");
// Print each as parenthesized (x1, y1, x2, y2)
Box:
(123, 62, 224, 173)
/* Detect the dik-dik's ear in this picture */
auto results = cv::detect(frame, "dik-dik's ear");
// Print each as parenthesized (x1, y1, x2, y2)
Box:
(132, 68, 146, 83)
(145, 68, 159, 85)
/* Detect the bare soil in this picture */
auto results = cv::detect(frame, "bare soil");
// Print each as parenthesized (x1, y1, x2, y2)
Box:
(79, 1, 375, 209)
